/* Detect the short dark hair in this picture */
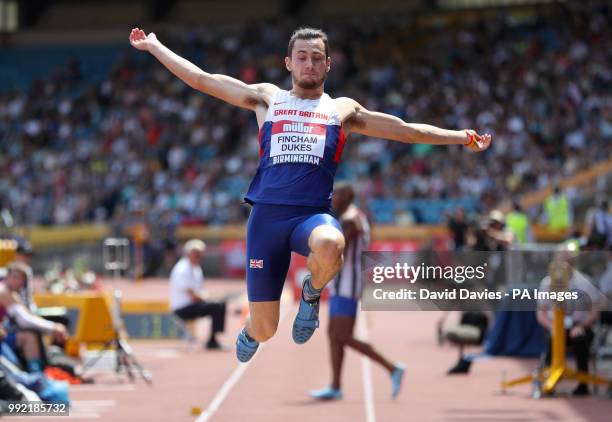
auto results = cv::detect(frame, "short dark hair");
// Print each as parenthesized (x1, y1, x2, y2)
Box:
(288, 27, 329, 58)
(333, 181, 354, 202)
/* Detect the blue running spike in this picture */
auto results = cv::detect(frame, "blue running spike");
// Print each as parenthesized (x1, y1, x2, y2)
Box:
(235, 328, 259, 363)
(391, 362, 405, 399)
(292, 278, 320, 344)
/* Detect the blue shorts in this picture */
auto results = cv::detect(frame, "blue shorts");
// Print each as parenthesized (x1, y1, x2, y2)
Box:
(246, 203, 341, 302)
(329, 295, 358, 318)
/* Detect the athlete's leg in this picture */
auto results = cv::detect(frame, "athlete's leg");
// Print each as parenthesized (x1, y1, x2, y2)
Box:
(342, 318, 405, 399)
(309, 295, 351, 400)
(326, 295, 355, 390)
(307, 225, 345, 289)
(309, 315, 345, 400)
(244, 204, 292, 340)
(290, 213, 344, 290)
(328, 296, 404, 399)
(290, 213, 344, 344)
(246, 301, 280, 342)
(329, 296, 393, 380)
(328, 317, 345, 390)
(344, 324, 395, 373)
(236, 204, 293, 362)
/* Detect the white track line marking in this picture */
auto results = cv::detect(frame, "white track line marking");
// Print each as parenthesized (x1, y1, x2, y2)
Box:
(195, 301, 295, 422)
(358, 314, 376, 422)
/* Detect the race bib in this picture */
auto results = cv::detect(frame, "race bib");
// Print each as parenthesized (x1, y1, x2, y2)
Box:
(270, 120, 326, 165)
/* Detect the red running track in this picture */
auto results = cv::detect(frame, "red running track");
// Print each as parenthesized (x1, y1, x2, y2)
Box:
(16, 278, 611, 422)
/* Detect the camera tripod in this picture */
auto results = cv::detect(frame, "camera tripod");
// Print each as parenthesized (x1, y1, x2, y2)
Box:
(81, 332, 152, 385)
(81, 290, 152, 385)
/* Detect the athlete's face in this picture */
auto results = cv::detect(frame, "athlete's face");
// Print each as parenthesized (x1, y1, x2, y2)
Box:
(285, 38, 330, 90)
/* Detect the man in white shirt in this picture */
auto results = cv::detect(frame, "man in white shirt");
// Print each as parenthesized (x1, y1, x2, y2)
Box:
(170, 239, 226, 349)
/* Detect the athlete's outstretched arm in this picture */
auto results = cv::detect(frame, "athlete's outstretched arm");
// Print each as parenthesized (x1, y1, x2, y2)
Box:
(339, 98, 491, 151)
(129, 28, 276, 110)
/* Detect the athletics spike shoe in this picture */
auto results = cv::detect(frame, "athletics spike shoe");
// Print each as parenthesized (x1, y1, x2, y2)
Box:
(292, 280, 320, 344)
(235, 328, 259, 363)
(309, 386, 343, 401)
(390, 362, 405, 399)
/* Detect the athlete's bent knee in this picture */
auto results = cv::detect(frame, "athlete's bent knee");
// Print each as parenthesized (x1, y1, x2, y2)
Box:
(250, 321, 278, 342)
(311, 230, 345, 263)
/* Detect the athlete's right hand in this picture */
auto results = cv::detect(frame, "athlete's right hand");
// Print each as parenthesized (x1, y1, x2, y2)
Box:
(129, 28, 158, 51)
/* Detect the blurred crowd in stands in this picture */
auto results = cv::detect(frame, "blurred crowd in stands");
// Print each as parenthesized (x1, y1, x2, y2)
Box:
(1, 4, 611, 406)
(0, 2, 610, 235)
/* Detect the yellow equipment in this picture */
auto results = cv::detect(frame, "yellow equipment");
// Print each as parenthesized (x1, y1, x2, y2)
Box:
(0, 238, 17, 267)
(501, 260, 611, 395)
(33, 292, 116, 356)
(34, 291, 152, 384)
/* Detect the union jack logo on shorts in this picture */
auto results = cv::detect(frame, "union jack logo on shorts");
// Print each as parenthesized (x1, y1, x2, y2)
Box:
(249, 259, 264, 269)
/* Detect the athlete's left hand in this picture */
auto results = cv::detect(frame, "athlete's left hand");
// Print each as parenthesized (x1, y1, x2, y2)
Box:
(463, 130, 491, 152)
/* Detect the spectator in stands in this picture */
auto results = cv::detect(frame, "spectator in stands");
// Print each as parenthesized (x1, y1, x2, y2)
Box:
(586, 200, 611, 250)
(505, 200, 533, 245)
(544, 186, 572, 233)
(447, 207, 469, 250)
(469, 210, 514, 252)
(169, 239, 227, 350)
(0, 6, 610, 227)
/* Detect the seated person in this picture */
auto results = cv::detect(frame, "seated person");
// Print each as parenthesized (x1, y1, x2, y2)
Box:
(0, 262, 67, 373)
(169, 240, 227, 350)
(439, 311, 489, 374)
(536, 250, 605, 396)
(1, 325, 69, 404)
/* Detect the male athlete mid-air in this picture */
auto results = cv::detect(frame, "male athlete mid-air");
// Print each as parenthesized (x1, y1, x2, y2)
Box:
(129, 27, 491, 364)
